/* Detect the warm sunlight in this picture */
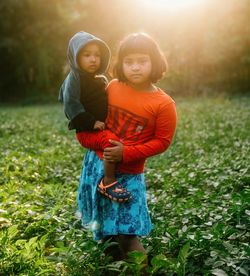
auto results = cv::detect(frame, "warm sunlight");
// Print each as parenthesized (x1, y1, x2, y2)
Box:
(143, 0, 208, 11)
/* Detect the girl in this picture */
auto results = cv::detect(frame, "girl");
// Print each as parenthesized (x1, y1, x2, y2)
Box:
(77, 32, 177, 260)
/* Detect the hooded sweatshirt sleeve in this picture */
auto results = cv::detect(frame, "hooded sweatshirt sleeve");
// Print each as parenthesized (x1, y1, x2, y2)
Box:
(59, 71, 96, 131)
(59, 71, 84, 120)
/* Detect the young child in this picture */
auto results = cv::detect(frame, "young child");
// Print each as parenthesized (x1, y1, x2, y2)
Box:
(77, 32, 177, 261)
(59, 31, 131, 203)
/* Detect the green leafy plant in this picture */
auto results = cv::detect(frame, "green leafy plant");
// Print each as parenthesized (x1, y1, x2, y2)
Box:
(0, 98, 249, 275)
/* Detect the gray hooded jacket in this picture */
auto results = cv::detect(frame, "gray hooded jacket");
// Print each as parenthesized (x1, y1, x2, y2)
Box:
(59, 31, 111, 131)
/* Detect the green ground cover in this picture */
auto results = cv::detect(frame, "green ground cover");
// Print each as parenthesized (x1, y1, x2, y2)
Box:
(0, 97, 249, 275)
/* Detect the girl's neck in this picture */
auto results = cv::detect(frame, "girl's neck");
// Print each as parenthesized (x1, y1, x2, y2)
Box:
(128, 81, 156, 92)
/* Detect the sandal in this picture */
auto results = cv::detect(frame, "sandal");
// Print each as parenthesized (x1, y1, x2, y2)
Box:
(97, 179, 132, 203)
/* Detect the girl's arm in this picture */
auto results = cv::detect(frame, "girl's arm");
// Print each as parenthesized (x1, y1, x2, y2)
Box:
(104, 102, 177, 163)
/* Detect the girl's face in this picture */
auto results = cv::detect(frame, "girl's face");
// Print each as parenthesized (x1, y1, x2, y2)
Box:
(122, 53, 152, 88)
(77, 43, 101, 74)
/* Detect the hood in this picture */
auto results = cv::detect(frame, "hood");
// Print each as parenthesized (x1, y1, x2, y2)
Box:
(67, 31, 111, 74)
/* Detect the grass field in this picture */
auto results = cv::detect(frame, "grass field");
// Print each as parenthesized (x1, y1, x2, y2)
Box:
(0, 97, 249, 275)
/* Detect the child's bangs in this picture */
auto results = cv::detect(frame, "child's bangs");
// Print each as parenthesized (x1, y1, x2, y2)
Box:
(120, 36, 151, 58)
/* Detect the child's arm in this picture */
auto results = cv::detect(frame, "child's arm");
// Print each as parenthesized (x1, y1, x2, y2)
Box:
(59, 71, 97, 131)
(104, 102, 177, 163)
(59, 71, 85, 121)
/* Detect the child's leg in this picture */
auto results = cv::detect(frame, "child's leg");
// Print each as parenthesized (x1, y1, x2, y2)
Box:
(103, 161, 116, 185)
(76, 130, 118, 151)
(98, 160, 131, 202)
(77, 130, 117, 184)
(77, 130, 131, 202)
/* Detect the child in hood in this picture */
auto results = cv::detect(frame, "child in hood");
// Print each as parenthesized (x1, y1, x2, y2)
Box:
(59, 31, 131, 203)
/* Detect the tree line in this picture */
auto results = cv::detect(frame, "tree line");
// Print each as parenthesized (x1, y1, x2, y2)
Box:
(0, 0, 249, 102)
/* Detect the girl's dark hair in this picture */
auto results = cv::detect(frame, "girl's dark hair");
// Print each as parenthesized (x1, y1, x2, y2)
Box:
(113, 33, 168, 83)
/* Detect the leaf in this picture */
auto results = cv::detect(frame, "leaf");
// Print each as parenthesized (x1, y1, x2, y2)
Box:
(213, 261, 226, 268)
(28, 236, 38, 246)
(150, 254, 174, 274)
(239, 267, 249, 276)
(7, 225, 19, 239)
(211, 268, 229, 276)
(127, 251, 147, 264)
(0, 217, 11, 228)
(178, 242, 190, 263)
(107, 260, 126, 269)
(49, 246, 68, 253)
(151, 254, 165, 267)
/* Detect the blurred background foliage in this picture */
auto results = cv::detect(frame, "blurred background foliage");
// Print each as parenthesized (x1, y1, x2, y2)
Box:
(0, 0, 249, 102)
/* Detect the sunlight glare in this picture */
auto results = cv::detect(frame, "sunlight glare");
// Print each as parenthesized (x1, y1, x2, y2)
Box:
(144, 0, 208, 11)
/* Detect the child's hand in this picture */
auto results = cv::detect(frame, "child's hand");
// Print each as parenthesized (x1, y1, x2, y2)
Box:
(103, 140, 123, 162)
(94, 121, 105, 130)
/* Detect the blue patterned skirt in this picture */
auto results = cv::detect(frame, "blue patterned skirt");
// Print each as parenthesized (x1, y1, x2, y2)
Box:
(77, 150, 152, 240)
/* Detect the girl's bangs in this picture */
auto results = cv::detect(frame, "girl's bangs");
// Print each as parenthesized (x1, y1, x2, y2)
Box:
(120, 36, 151, 57)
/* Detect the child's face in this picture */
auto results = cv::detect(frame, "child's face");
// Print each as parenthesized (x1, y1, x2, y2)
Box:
(77, 43, 101, 74)
(122, 53, 152, 87)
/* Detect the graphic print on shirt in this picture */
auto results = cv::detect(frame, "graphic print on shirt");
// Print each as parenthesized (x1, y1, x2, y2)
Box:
(106, 105, 148, 143)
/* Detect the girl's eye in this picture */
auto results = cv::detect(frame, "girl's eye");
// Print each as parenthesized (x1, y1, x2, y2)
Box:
(124, 59, 148, 65)
(139, 59, 147, 64)
(124, 60, 132, 65)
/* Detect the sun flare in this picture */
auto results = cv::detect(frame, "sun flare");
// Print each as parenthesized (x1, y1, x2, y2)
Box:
(143, 0, 208, 11)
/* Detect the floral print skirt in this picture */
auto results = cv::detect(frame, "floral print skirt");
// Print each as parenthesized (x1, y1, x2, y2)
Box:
(77, 150, 152, 240)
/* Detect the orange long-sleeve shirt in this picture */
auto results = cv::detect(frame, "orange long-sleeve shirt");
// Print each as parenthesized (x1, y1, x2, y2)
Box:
(95, 79, 177, 174)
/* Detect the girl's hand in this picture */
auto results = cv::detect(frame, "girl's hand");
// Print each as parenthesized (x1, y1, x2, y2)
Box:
(93, 121, 105, 130)
(103, 140, 123, 162)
